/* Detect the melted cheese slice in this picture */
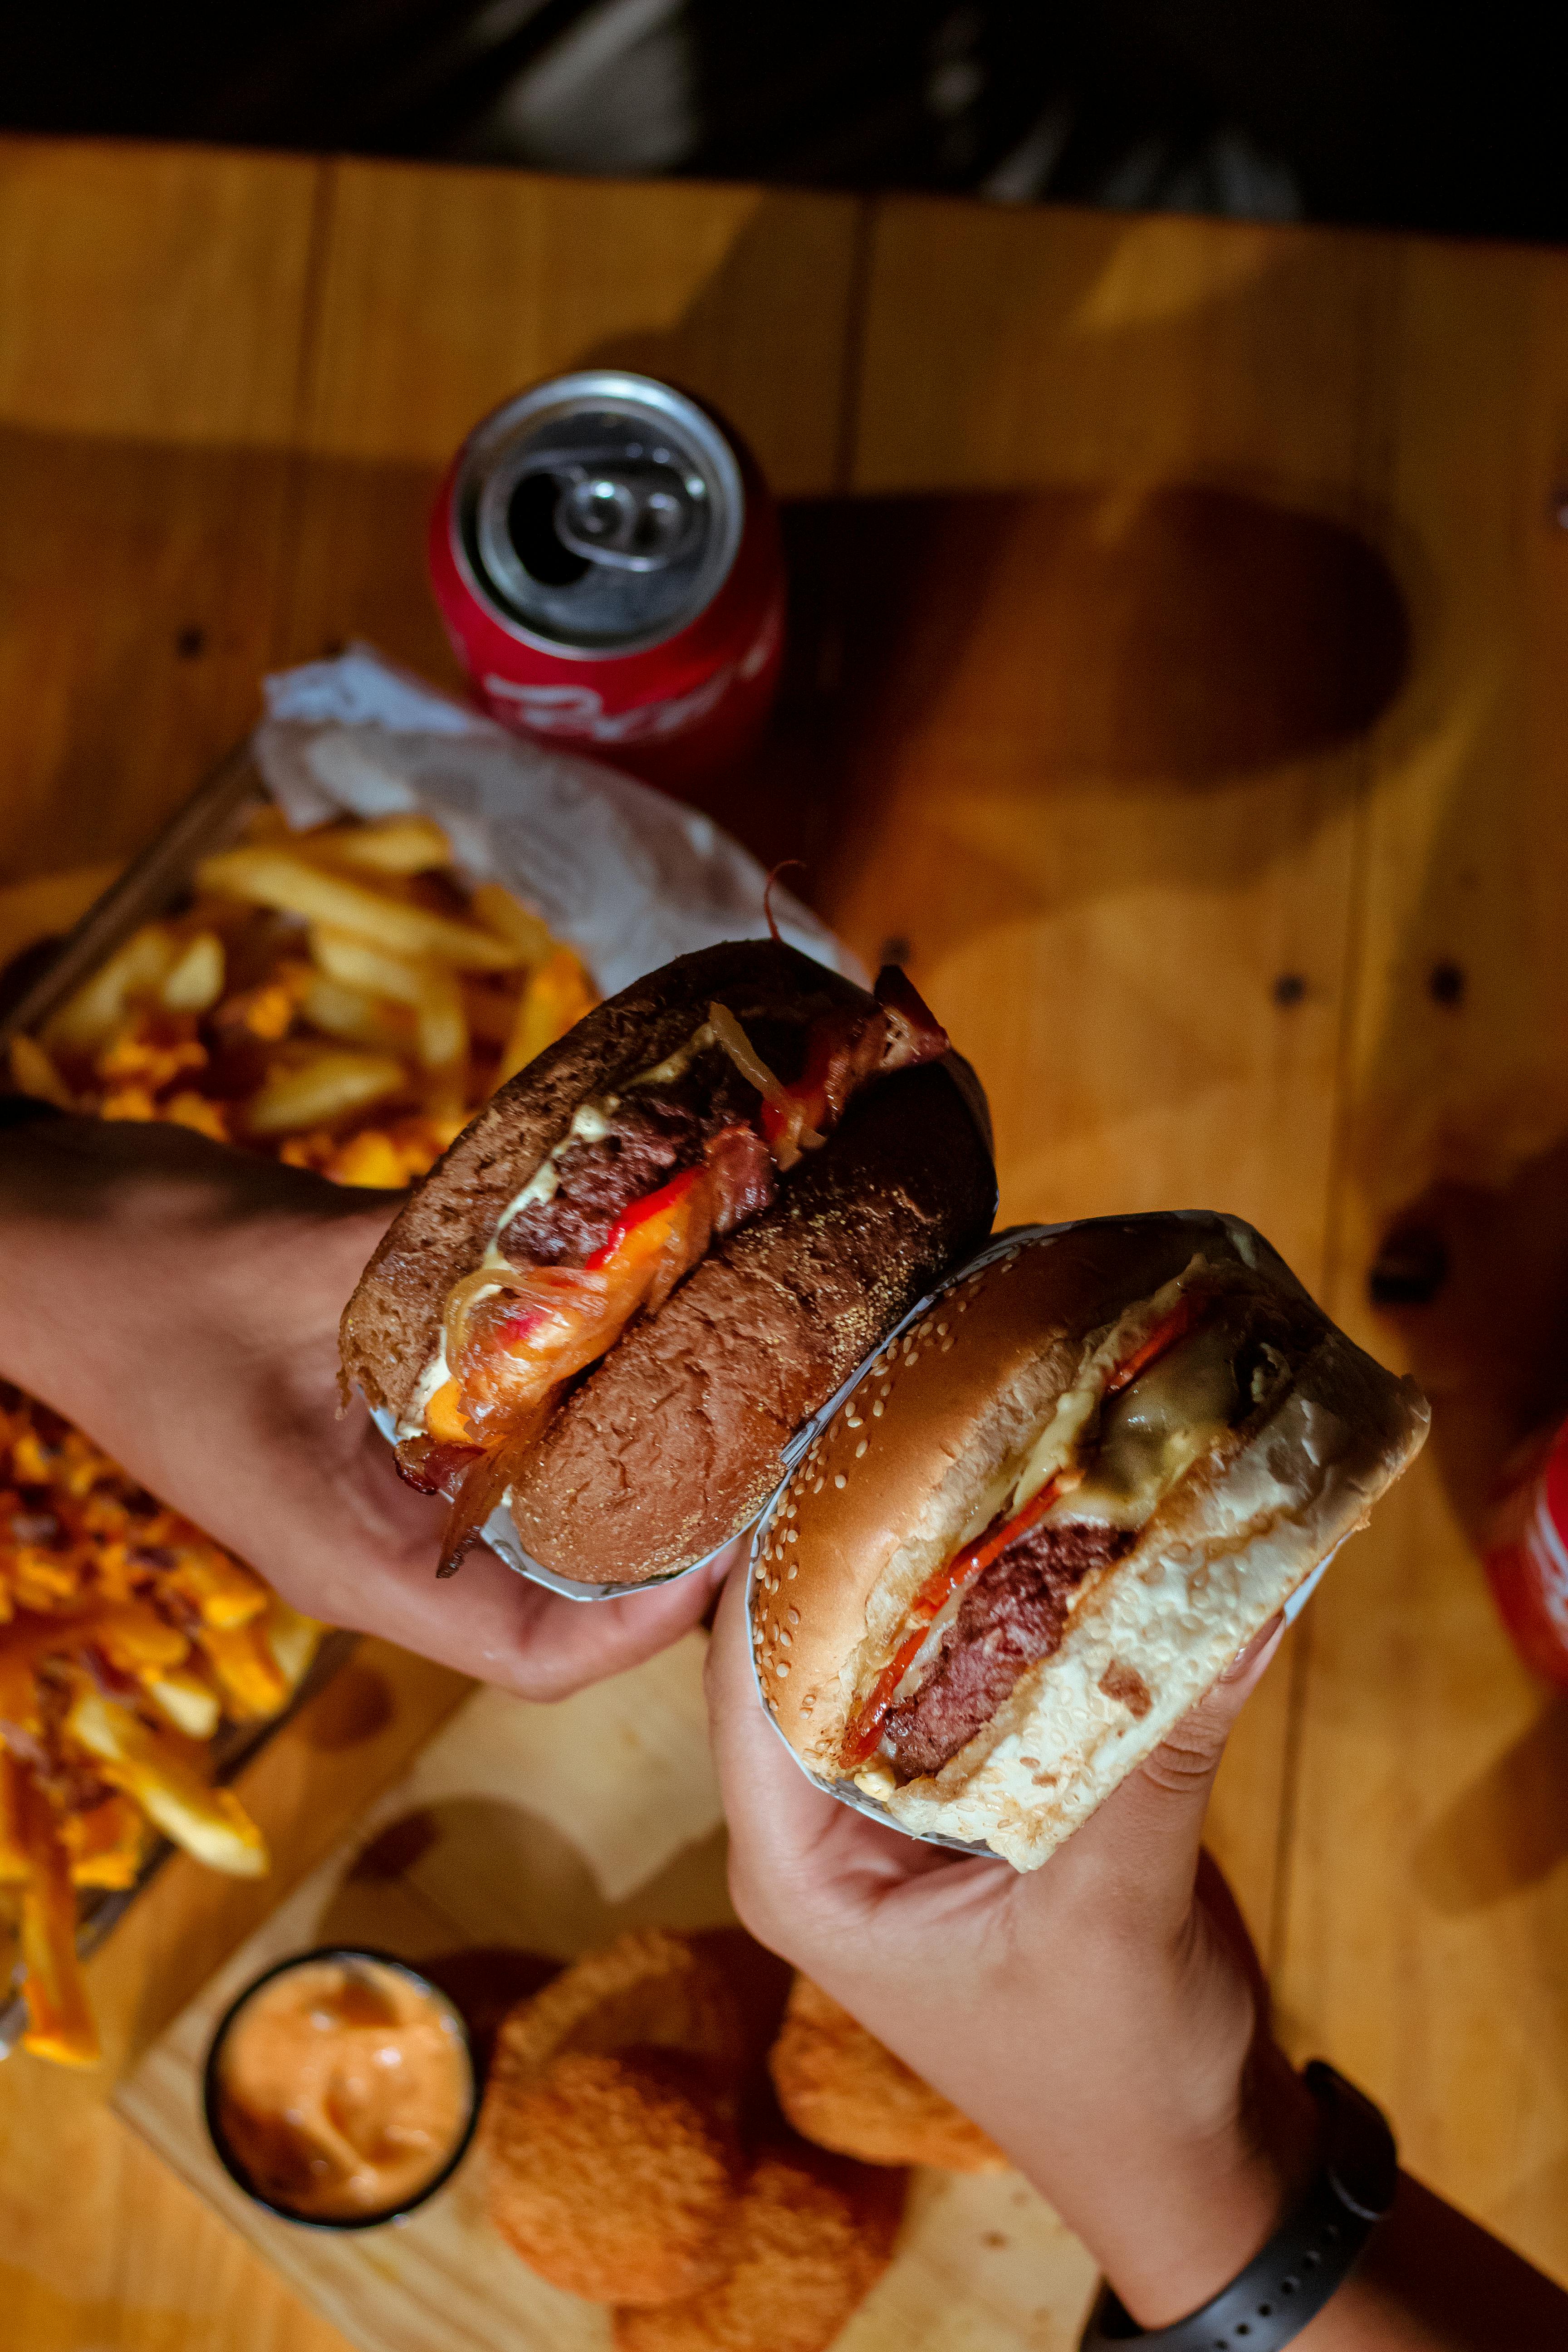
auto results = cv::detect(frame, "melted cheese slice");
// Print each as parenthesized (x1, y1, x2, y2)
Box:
(1058, 1320, 1240, 1529)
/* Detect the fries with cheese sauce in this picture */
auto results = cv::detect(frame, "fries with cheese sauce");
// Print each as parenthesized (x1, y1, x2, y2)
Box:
(1, 808, 596, 2064)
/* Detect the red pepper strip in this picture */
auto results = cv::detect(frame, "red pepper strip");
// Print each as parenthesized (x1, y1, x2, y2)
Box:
(584, 1166, 702, 1269)
(490, 1171, 703, 1350)
(1101, 1293, 1204, 1399)
(840, 1473, 1065, 1770)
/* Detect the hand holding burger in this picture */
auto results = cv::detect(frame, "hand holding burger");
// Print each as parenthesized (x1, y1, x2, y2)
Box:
(711, 1210, 1565, 2345)
(343, 940, 994, 1588)
(0, 1113, 719, 1700)
(709, 1555, 1568, 2347)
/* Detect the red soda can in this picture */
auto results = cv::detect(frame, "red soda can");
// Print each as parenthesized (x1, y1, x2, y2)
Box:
(1481, 1417, 1568, 1686)
(429, 370, 784, 789)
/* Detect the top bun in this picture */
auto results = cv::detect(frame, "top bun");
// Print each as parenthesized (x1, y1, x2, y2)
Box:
(751, 1213, 1427, 1868)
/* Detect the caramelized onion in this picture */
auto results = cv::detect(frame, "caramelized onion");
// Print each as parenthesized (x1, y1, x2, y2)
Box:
(437, 1401, 554, 1578)
(707, 1000, 824, 1168)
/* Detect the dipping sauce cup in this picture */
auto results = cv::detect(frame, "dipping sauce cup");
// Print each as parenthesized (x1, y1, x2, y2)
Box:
(204, 1947, 477, 2229)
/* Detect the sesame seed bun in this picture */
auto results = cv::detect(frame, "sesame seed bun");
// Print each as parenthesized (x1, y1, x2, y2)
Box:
(750, 1214, 1428, 1870)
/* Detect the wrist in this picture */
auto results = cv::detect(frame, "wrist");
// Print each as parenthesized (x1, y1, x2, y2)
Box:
(0, 1114, 377, 1425)
(1090, 2043, 1322, 2331)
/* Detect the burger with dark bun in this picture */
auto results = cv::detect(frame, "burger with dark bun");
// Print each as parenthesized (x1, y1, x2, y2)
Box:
(342, 940, 996, 1586)
(750, 1213, 1428, 1868)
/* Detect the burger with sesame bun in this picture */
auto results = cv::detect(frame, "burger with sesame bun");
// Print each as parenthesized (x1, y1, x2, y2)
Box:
(750, 1214, 1428, 1869)
(342, 939, 995, 1588)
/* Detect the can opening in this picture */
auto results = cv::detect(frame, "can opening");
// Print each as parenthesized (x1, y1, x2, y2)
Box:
(455, 372, 747, 657)
(507, 473, 591, 589)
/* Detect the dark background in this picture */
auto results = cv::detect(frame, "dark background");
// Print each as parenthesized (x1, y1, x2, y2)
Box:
(2, 1, 1560, 243)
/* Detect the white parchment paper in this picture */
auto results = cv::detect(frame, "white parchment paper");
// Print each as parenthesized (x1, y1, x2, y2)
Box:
(255, 642, 861, 993)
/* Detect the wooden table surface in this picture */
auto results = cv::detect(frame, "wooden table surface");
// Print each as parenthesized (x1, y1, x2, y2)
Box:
(4, 135, 1567, 2347)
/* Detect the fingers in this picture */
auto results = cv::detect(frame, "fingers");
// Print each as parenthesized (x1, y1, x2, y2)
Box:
(504, 1555, 729, 1702)
(705, 1561, 846, 1937)
(706, 1564, 976, 1959)
(320, 1532, 728, 1700)
(274, 1417, 730, 1700)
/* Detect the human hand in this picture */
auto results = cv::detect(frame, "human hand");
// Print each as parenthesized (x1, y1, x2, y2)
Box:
(705, 1560, 1315, 2330)
(0, 1116, 721, 1698)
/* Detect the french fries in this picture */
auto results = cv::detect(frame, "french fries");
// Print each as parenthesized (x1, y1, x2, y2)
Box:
(306, 812, 453, 874)
(496, 946, 597, 1088)
(299, 975, 413, 1055)
(194, 1620, 289, 1722)
(471, 878, 557, 965)
(42, 924, 178, 1054)
(245, 1047, 407, 1138)
(160, 931, 225, 1014)
(142, 1665, 222, 1742)
(307, 925, 469, 1108)
(62, 1795, 146, 1891)
(16, 1771, 99, 2067)
(0, 1753, 29, 1883)
(3, 804, 595, 2064)
(194, 846, 523, 971)
(66, 1690, 269, 1879)
(0, 1389, 315, 2063)
(25, 809, 594, 1177)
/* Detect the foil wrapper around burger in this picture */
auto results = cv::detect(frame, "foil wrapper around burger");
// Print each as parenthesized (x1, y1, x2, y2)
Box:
(368, 1403, 740, 1602)
(743, 1224, 1342, 1860)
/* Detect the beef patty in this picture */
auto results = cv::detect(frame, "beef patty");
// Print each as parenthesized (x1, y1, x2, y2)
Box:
(882, 1517, 1134, 1782)
(501, 1052, 763, 1266)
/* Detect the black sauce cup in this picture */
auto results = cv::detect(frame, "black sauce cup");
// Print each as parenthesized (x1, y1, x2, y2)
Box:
(203, 1945, 480, 2230)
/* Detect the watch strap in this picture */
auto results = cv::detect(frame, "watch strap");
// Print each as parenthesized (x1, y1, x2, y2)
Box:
(1078, 2063, 1397, 2352)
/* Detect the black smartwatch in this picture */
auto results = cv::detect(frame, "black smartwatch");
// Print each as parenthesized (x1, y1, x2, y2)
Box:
(1078, 2062, 1398, 2352)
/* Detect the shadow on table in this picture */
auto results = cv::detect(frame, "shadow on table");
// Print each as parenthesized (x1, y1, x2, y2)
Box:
(746, 482, 1409, 910)
(1368, 1139, 1568, 1534)
(318, 1798, 735, 1961)
(1411, 1694, 1568, 1915)
(266, 436, 1413, 960)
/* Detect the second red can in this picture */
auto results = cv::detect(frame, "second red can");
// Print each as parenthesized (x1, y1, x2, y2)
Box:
(429, 371, 784, 789)
(1482, 1417, 1568, 1686)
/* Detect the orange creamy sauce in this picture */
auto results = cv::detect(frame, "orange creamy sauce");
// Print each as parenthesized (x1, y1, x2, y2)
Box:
(216, 1959, 472, 2220)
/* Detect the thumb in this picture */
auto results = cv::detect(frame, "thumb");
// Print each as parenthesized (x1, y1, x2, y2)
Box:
(1061, 1612, 1285, 1927)
(1139, 1610, 1285, 1810)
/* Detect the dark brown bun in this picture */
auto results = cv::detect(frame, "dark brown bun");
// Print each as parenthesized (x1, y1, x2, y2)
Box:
(341, 940, 997, 1585)
(752, 1213, 1428, 1869)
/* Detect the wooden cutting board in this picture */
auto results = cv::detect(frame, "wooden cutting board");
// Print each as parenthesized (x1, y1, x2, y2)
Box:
(114, 1631, 1097, 2352)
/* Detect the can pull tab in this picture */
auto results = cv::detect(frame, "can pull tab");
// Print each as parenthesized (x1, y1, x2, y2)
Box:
(553, 466, 706, 573)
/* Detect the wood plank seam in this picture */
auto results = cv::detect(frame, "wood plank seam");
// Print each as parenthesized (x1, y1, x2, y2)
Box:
(831, 196, 880, 495)
(268, 157, 339, 674)
(1264, 239, 1403, 1992)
